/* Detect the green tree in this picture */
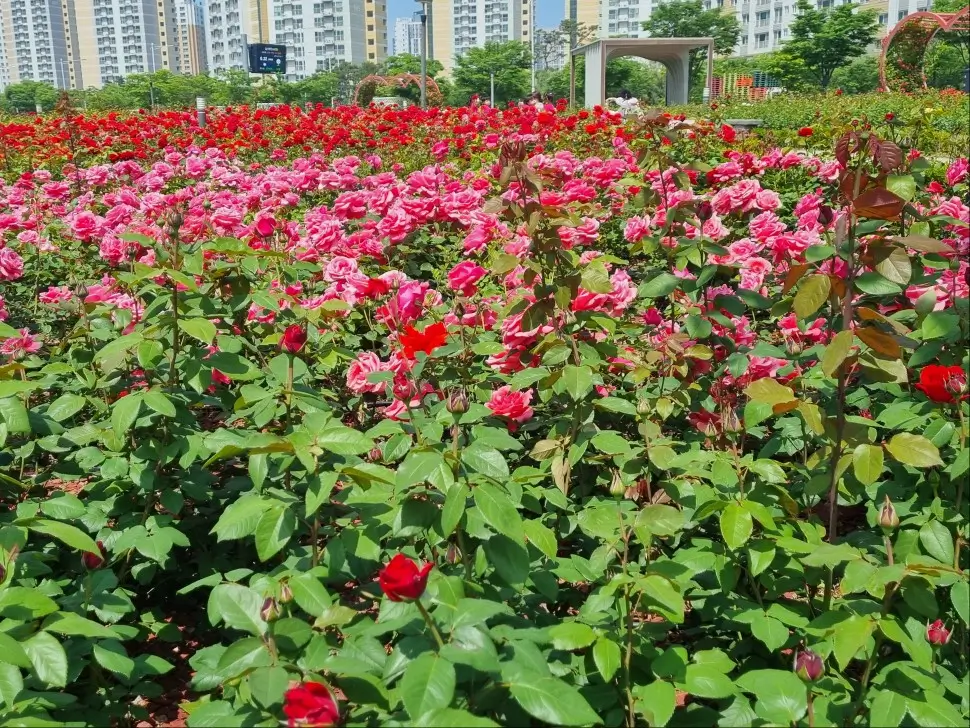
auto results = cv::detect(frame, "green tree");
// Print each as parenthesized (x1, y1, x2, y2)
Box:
(381, 53, 444, 78)
(542, 57, 666, 105)
(830, 54, 881, 94)
(452, 41, 532, 105)
(2, 80, 59, 112)
(641, 0, 741, 100)
(781, 0, 880, 89)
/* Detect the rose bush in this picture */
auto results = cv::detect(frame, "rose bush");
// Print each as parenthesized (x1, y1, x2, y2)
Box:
(0, 98, 967, 727)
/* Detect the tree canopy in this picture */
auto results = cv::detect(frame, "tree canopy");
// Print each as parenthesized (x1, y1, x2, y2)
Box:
(781, 0, 880, 89)
(451, 41, 532, 105)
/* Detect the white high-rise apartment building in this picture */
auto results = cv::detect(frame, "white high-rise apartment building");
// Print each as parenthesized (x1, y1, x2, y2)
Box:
(568, 0, 933, 58)
(206, 0, 270, 74)
(172, 0, 207, 74)
(393, 16, 421, 56)
(0, 0, 73, 89)
(430, 0, 533, 76)
(269, 0, 371, 79)
(0, 3, 12, 91)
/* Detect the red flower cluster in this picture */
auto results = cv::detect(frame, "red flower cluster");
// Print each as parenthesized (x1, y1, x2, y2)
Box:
(798, 127, 814, 137)
(399, 322, 448, 359)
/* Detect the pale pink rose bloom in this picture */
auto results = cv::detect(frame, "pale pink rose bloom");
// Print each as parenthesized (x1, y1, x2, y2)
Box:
(486, 386, 534, 423)
(346, 352, 391, 394)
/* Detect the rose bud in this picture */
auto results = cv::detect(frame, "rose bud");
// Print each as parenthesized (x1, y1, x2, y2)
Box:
(260, 597, 280, 622)
(817, 205, 834, 227)
(697, 201, 714, 221)
(447, 388, 469, 415)
(378, 553, 433, 602)
(885, 112, 895, 122)
(879, 495, 899, 529)
(82, 541, 107, 570)
(794, 649, 824, 682)
(280, 325, 307, 354)
(279, 581, 294, 604)
(609, 469, 626, 497)
(445, 542, 461, 565)
(927, 619, 951, 646)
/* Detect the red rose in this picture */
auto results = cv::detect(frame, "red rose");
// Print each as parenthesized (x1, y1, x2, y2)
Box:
(916, 364, 966, 403)
(885, 112, 895, 121)
(281, 325, 307, 354)
(720, 124, 736, 143)
(378, 553, 432, 602)
(927, 619, 951, 646)
(254, 217, 276, 237)
(283, 681, 339, 727)
(798, 127, 813, 137)
(82, 541, 106, 570)
(399, 322, 448, 359)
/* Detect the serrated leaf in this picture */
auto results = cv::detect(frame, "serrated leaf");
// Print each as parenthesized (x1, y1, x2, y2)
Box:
(919, 521, 954, 565)
(209, 584, 267, 636)
(549, 622, 596, 651)
(744, 378, 796, 407)
(561, 365, 593, 401)
(685, 663, 736, 698)
(111, 393, 142, 436)
(822, 330, 854, 377)
(461, 444, 509, 479)
(502, 663, 600, 726)
(593, 638, 621, 682)
(852, 444, 884, 486)
(180, 317, 218, 345)
(288, 573, 332, 618)
(833, 615, 875, 670)
(22, 631, 67, 687)
(885, 433, 943, 468)
(869, 690, 907, 727)
(720, 503, 753, 551)
(400, 653, 456, 720)
(634, 680, 676, 726)
(474, 482, 524, 543)
(793, 275, 830, 319)
(254, 505, 296, 561)
(874, 245, 912, 285)
(640, 273, 681, 298)
(28, 519, 99, 554)
(0, 663, 23, 709)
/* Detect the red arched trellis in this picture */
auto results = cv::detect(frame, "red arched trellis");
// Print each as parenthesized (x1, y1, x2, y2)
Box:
(352, 73, 443, 106)
(879, 8, 970, 91)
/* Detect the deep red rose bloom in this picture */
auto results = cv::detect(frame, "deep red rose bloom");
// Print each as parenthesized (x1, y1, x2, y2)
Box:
(798, 127, 813, 137)
(720, 124, 736, 143)
(283, 681, 339, 727)
(82, 541, 106, 570)
(916, 364, 966, 403)
(255, 217, 276, 237)
(281, 325, 308, 354)
(927, 619, 951, 645)
(399, 322, 448, 359)
(885, 112, 895, 121)
(362, 277, 390, 299)
(379, 553, 433, 602)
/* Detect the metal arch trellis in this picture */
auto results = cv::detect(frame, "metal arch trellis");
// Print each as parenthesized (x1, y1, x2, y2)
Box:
(879, 8, 970, 92)
(352, 73, 443, 106)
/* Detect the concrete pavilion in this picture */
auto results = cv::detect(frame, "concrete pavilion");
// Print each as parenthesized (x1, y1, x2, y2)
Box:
(571, 38, 715, 108)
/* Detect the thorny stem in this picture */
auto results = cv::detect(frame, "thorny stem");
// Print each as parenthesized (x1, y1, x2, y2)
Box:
(807, 691, 815, 728)
(620, 525, 636, 728)
(956, 405, 967, 514)
(310, 515, 321, 567)
(849, 582, 898, 721)
(415, 599, 445, 649)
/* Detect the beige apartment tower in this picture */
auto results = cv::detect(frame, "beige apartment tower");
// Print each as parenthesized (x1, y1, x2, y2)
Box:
(430, 0, 533, 76)
(364, 0, 387, 62)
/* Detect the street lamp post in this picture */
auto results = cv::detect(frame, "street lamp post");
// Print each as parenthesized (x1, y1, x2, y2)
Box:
(418, 0, 431, 110)
(529, 0, 536, 93)
(148, 43, 158, 110)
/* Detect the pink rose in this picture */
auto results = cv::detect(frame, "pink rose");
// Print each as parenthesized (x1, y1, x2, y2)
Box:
(324, 256, 360, 283)
(447, 261, 487, 296)
(254, 217, 276, 237)
(0, 247, 24, 281)
(755, 189, 782, 211)
(486, 386, 534, 424)
(346, 352, 390, 394)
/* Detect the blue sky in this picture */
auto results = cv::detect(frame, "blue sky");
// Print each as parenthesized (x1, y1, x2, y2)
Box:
(388, 1, 565, 33)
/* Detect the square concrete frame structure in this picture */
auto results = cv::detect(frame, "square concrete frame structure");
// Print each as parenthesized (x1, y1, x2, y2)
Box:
(571, 38, 715, 107)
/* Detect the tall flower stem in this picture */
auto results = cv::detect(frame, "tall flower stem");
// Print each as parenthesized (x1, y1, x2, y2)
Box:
(415, 600, 445, 648)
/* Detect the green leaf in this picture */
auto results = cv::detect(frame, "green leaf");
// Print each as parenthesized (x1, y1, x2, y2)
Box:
(634, 680, 676, 726)
(523, 520, 557, 559)
(22, 631, 67, 688)
(180, 317, 218, 345)
(0, 381, 36, 398)
(635, 505, 685, 537)
(919, 521, 954, 565)
(921, 311, 960, 340)
(483, 535, 529, 586)
(952, 581, 969, 625)
(247, 666, 290, 708)
(111, 393, 142, 436)
(852, 444, 884, 486)
(143, 389, 176, 417)
(400, 653, 456, 720)
(639, 574, 684, 623)
(685, 663, 736, 699)
(287, 573, 332, 618)
(874, 245, 912, 285)
(593, 638, 621, 683)
(751, 616, 789, 651)
(869, 690, 907, 727)
(40, 493, 85, 520)
(793, 275, 831, 319)
(440, 482, 467, 537)
(833, 615, 875, 670)
(549, 622, 596, 651)
(736, 670, 807, 724)
(561, 365, 593, 401)
(316, 426, 374, 455)
(45, 393, 86, 422)
(855, 272, 902, 296)
(474, 482, 524, 544)
(254, 505, 296, 561)
(885, 433, 943, 468)
(0, 587, 59, 620)
(211, 496, 272, 541)
(596, 397, 638, 416)
(502, 663, 600, 727)
(906, 693, 966, 727)
(424, 709, 499, 727)
(640, 273, 681, 298)
(743, 378, 796, 407)
(217, 637, 273, 680)
(461, 444, 509, 479)
(886, 174, 916, 202)
(28, 519, 99, 554)
(821, 330, 854, 377)
(397, 450, 447, 488)
(0, 396, 30, 433)
(42, 611, 117, 638)
(720, 503, 753, 551)
(0, 663, 24, 709)
(209, 584, 267, 636)
(93, 641, 136, 679)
